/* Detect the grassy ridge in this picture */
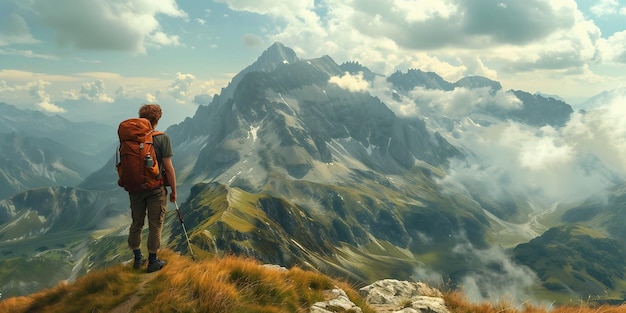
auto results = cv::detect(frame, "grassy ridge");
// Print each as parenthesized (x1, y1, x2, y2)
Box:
(0, 249, 374, 313)
(3, 248, 626, 313)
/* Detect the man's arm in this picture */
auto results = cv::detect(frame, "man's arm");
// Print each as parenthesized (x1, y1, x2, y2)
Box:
(162, 156, 177, 202)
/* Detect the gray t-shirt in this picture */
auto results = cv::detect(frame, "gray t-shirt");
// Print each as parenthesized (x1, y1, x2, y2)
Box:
(153, 133, 173, 163)
(153, 133, 173, 186)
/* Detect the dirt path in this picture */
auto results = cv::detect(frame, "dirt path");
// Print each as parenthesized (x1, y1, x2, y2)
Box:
(108, 271, 158, 313)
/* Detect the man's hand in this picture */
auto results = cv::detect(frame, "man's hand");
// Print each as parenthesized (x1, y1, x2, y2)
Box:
(169, 191, 176, 203)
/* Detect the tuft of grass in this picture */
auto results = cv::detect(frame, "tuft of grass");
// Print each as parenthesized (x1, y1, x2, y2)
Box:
(130, 249, 375, 312)
(1, 264, 140, 313)
(133, 250, 241, 313)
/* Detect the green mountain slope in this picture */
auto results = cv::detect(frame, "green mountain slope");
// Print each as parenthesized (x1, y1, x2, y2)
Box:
(164, 173, 491, 286)
(513, 225, 626, 304)
(0, 187, 129, 298)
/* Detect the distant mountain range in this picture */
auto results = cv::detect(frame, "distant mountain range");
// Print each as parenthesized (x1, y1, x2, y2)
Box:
(384, 69, 573, 127)
(0, 103, 115, 200)
(577, 87, 626, 111)
(0, 132, 91, 200)
(0, 102, 116, 156)
(1, 42, 625, 305)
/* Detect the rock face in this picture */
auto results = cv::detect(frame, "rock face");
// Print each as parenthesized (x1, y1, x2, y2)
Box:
(359, 279, 450, 313)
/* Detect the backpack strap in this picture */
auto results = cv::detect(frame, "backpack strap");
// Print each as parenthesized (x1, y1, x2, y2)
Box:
(151, 131, 164, 158)
(151, 131, 169, 186)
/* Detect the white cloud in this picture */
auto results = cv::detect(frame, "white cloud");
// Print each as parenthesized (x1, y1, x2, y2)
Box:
(149, 31, 182, 47)
(27, 80, 66, 113)
(167, 72, 196, 103)
(404, 53, 469, 82)
(591, 0, 620, 16)
(36, 98, 65, 113)
(437, 93, 626, 206)
(24, 0, 187, 53)
(145, 93, 157, 102)
(329, 72, 370, 92)
(372, 81, 420, 117)
(214, 0, 315, 19)
(0, 80, 14, 93)
(502, 124, 575, 171)
(0, 76, 66, 112)
(367, 75, 528, 118)
(408, 87, 522, 117)
(597, 30, 626, 64)
(453, 243, 540, 305)
(198, 79, 223, 97)
(391, 0, 458, 23)
(0, 69, 201, 128)
(563, 93, 626, 174)
(63, 79, 114, 103)
(337, 0, 579, 49)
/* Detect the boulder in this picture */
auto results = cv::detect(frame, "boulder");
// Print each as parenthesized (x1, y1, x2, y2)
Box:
(359, 279, 449, 313)
(310, 288, 363, 313)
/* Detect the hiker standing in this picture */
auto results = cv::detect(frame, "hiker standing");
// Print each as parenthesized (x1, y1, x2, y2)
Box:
(117, 103, 177, 273)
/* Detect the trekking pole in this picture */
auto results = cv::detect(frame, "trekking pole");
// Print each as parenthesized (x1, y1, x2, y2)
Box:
(174, 201, 196, 261)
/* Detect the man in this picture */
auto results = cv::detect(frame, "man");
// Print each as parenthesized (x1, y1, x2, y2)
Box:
(127, 103, 177, 273)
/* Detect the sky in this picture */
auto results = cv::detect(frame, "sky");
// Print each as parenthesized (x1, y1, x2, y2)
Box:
(1, 0, 625, 128)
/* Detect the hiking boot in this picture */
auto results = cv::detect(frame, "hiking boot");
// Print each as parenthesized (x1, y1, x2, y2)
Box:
(147, 258, 167, 273)
(133, 255, 147, 269)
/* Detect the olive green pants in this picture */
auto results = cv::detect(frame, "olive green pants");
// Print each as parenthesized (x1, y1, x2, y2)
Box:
(127, 186, 167, 254)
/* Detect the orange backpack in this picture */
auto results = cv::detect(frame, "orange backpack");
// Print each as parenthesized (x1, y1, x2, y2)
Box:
(116, 118, 164, 193)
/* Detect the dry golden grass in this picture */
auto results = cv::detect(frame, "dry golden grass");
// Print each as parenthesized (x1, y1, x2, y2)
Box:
(444, 290, 626, 313)
(0, 248, 370, 313)
(3, 248, 626, 313)
(0, 263, 140, 313)
(0, 296, 33, 313)
(134, 250, 375, 312)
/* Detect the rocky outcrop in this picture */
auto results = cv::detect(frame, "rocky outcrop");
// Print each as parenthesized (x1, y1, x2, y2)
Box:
(311, 288, 363, 313)
(312, 279, 449, 313)
(359, 279, 449, 313)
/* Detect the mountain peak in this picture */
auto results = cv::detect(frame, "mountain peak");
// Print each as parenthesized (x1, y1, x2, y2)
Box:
(254, 41, 300, 70)
(387, 68, 454, 91)
(454, 76, 502, 91)
(212, 42, 301, 102)
(339, 61, 381, 81)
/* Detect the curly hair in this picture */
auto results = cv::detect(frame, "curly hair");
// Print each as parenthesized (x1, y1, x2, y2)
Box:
(138, 104, 162, 127)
